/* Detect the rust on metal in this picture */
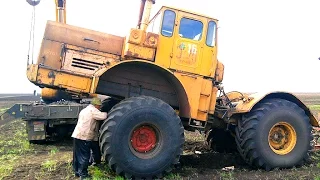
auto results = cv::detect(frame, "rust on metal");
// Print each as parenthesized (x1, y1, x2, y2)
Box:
(143, 32, 159, 48)
(123, 43, 155, 61)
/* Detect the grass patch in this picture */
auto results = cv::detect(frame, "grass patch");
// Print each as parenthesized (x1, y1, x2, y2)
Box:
(64, 161, 74, 180)
(88, 164, 125, 180)
(0, 120, 34, 180)
(164, 173, 182, 180)
(0, 108, 9, 115)
(308, 105, 320, 111)
(219, 171, 234, 180)
(90, 166, 105, 179)
(49, 146, 59, 156)
(41, 160, 57, 171)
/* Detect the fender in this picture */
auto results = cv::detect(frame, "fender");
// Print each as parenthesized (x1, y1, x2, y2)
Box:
(232, 91, 319, 127)
(91, 60, 191, 118)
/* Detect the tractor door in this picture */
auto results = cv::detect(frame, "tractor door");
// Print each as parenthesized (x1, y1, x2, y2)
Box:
(169, 11, 205, 75)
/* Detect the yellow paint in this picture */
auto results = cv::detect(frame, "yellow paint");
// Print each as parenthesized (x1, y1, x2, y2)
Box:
(209, 87, 218, 114)
(268, 122, 297, 155)
(66, 44, 121, 60)
(127, 28, 146, 45)
(174, 72, 212, 121)
(37, 34, 63, 69)
(26, 64, 38, 82)
(215, 61, 224, 82)
(41, 88, 59, 100)
(35, 66, 92, 93)
(197, 79, 213, 120)
(123, 43, 155, 61)
(154, 7, 219, 77)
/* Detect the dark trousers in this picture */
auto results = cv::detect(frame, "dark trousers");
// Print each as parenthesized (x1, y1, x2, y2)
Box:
(73, 138, 91, 177)
(89, 141, 101, 165)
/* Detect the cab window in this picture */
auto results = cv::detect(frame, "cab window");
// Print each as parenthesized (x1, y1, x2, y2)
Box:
(161, 10, 176, 37)
(206, 21, 217, 47)
(179, 18, 203, 41)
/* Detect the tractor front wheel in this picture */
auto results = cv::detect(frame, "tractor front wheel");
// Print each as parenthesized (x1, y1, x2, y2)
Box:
(235, 99, 312, 170)
(99, 96, 184, 179)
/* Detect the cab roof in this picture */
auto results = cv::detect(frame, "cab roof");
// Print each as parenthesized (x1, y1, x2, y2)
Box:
(161, 6, 219, 21)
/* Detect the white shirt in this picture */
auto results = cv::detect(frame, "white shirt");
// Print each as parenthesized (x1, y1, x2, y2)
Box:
(71, 104, 107, 141)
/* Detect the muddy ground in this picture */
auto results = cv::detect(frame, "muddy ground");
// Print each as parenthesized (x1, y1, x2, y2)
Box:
(0, 93, 320, 180)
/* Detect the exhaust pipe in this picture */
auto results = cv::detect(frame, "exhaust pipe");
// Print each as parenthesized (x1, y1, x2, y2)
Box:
(55, 0, 66, 23)
(138, 0, 155, 31)
(137, 0, 146, 29)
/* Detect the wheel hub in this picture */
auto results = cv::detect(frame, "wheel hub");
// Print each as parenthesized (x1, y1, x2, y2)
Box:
(131, 126, 157, 153)
(268, 122, 297, 155)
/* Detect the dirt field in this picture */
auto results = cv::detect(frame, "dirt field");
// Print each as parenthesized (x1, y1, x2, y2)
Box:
(1, 93, 320, 180)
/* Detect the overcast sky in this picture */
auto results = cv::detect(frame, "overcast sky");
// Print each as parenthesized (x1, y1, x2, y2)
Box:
(0, 0, 319, 94)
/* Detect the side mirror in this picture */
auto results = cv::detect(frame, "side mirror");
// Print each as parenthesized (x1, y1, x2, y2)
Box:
(26, 0, 41, 6)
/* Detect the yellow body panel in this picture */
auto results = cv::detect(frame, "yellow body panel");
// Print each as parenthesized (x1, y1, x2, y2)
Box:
(123, 43, 155, 61)
(26, 64, 38, 82)
(174, 72, 212, 121)
(30, 65, 92, 93)
(209, 87, 219, 114)
(154, 32, 174, 68)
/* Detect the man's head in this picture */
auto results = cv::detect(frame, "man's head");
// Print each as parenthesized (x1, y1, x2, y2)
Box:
(91, 97, 102, 109)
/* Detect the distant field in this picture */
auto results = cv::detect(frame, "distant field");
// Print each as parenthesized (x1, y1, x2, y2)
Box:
(0, 94, 40, 109)
(294, 93, 320, 105)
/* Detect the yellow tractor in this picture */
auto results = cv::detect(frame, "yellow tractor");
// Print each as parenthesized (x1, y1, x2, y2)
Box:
(25, 0, 318, 178)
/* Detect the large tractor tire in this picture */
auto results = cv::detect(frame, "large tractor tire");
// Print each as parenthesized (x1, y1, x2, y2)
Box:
(99, 96, 185, 179)
(235, 99, 313, 170)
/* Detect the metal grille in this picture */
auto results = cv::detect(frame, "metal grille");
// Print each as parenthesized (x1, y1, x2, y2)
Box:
(71, 58, 103, 71)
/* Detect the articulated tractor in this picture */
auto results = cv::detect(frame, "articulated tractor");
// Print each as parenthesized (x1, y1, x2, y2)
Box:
(19, 0, 319, 178)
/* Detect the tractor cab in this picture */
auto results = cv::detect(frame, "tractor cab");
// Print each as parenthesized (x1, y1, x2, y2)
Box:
(148, 6, 219, 77)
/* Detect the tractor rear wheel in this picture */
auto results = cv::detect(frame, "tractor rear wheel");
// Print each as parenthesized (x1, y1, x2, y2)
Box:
(235, 99, 312, 170)
(99, 96, 184, 179)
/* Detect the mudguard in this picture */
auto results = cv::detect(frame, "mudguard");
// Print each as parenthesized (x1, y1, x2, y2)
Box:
(231, 91, 319, 127)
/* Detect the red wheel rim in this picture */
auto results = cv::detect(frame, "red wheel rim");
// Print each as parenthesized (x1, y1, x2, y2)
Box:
(130, 125, 157, 153)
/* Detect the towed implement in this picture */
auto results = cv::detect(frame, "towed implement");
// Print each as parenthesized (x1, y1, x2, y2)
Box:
(17, 0, 320, 178)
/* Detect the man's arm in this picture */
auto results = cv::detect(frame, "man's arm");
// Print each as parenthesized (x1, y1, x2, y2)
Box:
(92, 109, 107, 120)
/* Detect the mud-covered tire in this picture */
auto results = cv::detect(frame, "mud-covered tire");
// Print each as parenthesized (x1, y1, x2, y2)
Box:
(235, 98, 313, 170)
(206, 128, 237, 153)
(99, 96, 184, 179)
